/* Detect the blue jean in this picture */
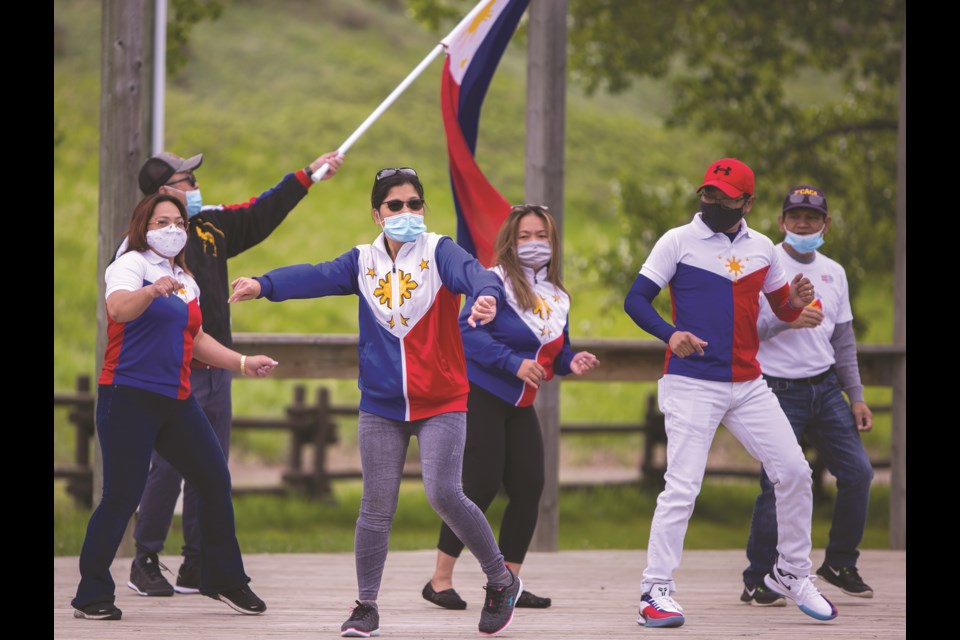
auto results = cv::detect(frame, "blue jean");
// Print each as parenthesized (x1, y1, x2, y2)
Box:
(354, 410, 505, 600)
(743, 371, 874, 587)
(134, 367, 232, 565)
(73, 384, 247, 608)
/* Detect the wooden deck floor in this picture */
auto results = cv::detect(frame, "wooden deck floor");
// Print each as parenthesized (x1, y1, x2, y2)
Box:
(54, 549, 905, 639)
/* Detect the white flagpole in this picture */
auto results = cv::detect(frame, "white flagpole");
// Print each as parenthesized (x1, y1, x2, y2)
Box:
(309, 0, 497, 182)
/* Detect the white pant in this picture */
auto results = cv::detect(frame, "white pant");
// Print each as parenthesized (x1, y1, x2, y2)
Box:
(641, 375, 813, 594)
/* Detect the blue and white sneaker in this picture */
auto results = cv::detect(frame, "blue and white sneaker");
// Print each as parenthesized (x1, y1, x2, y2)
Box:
(765, 568, 838, 621)
(637, 584, 685, 628)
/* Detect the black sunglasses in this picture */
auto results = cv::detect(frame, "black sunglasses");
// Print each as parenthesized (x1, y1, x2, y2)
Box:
(788, 192, 825, 207)
(381, 198, 425, 213)
(166, 173, 197, 188)
(375, 167, 418, 181)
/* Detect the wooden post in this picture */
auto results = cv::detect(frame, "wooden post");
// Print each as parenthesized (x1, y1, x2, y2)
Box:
(527, 0, 567, 552)
(313, 387, 333, 499)
(890, 24, 906, 550)
(97, 0, 155, 557)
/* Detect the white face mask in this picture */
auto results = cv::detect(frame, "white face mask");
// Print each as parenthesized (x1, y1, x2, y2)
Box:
(146, 225, 188, 258)
(517, 240, 552, 269)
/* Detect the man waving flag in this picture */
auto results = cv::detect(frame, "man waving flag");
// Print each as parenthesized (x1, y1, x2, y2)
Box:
(441, 0, 530, 266)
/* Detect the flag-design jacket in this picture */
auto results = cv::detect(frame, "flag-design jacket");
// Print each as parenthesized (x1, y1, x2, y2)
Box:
(254, 232, 505, 421)
(460, 264, 575, 407)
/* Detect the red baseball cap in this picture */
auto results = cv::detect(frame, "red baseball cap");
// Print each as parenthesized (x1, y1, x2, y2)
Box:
(697, 158, 754, 198)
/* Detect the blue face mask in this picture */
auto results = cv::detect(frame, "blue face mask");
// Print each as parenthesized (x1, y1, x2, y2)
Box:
(784, 229, 825, 253)
(185, 189, 203, 218)
(381, 212, 427, 243)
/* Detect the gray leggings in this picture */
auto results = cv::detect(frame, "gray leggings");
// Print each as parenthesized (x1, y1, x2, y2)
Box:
(355, 410, 505, 600)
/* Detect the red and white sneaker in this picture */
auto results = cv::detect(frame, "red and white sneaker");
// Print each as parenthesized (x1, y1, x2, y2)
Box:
(637, 584, 685, 628)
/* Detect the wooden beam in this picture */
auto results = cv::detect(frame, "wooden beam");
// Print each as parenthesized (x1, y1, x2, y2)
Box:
(233, 333, 904, 386)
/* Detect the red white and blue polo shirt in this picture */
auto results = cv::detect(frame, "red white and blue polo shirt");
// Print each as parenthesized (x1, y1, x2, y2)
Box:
(639, 214, 792, 382)
(99, 250, 202, 399)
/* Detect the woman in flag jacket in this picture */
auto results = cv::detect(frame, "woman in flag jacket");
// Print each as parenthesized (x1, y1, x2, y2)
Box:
(72, 194, 277, 621)
(423, 205, 599, 611)
(229, 167, 524, 637)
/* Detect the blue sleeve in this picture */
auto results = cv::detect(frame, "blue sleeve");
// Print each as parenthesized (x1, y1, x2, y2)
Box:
(554, 317, 575, 376)
(435, 237, 505, 309)
(458, 301, 525, 376)
(255, 247, 360, 301)
(624, 273, 676, 344)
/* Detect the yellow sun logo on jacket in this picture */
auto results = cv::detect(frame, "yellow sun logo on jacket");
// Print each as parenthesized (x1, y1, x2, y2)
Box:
(374, 270, 419, 309)
(532, 295, 552, 320)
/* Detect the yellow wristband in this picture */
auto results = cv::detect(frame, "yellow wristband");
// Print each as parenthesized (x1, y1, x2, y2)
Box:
(240, 354, 247, 376)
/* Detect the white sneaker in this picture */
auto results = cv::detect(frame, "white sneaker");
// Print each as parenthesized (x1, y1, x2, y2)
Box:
(765, 568, 838, 621)
(637, 584, 685, 628)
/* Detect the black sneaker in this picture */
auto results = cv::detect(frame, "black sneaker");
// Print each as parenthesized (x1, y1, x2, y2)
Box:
(422, 580, 467, 610)
(211, 585, 267, 615)
(175, 562, 201, 594)
(740, 584, 787, 606)
(341, 601, 380, 637)
(816, 563, 874, 598)
(516, 590, 551, 608)
(128, 553, 174, 597)
(478, 569, 522, 636)
(73, 602, 122, 620)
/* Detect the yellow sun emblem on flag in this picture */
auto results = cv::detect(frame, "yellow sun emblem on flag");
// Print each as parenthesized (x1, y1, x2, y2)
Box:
(532, 295, 552, 320)
(374, 270, 419, 309)
(457, 0, 496, 69)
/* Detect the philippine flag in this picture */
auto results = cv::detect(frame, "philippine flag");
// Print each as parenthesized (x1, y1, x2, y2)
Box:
(441, 0, 530, 266)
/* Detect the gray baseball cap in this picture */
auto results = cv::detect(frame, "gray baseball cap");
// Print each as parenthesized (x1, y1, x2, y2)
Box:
(138, 151, 203, 195)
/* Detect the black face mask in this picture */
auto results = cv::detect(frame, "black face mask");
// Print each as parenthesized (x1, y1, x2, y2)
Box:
(700, 201, 745, 233)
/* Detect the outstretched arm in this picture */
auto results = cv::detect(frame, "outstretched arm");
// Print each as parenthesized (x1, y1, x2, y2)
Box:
(435, 237, 504, 327)
(193, 328, 278, 377)
(229, 248, 361, 303)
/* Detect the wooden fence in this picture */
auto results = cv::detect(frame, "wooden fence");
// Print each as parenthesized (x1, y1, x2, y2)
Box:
(54, 336, 903, 509)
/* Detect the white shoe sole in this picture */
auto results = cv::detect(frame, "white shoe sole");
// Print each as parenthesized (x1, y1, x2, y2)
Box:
(174, 585, 200, 594)
(127, 581, 173, 597)
(217, 594, 266, 615)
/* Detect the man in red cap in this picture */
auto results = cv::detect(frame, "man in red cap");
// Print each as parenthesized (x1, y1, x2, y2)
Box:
(127, 149, 343, 597)
(624, 159, 838, 627)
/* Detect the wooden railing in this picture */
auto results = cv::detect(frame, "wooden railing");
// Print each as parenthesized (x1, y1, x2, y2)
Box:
(54, 336, 904, 510)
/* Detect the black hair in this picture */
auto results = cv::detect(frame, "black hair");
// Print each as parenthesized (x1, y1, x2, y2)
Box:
(370, 169, 425, 210)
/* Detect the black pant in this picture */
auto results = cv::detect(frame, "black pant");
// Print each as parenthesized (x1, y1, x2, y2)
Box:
(437, 383, 545, 564)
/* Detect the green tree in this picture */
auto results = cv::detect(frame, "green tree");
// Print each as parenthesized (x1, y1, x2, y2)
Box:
(569, 0, 904, 295)
(167, 0, 226, 76)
